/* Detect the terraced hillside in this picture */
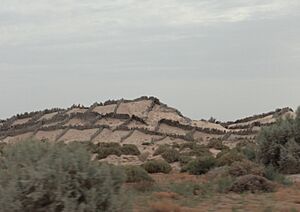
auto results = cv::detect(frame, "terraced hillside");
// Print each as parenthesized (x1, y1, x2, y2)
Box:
(0, 96, 294, 168)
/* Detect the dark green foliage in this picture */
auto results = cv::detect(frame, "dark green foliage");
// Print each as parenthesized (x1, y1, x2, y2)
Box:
(257, 110, 300, 174)
(216, 149, 245, 166)
(142, 160, 172, 174)
(182, 156, 216, 175)
(121, 144, 140, 155)
(0, 140, 128, 212)
(161, 149, 180, 163)
(123, 166, 153, 183)
(228, 160, 264, 177)
(207, 139, 229, 150)
(229, 174, 275, 193)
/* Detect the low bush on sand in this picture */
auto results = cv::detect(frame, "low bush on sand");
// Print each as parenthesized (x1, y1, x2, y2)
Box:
(181, 156, 216, 175)
(162, 149, 180, 163)
(143, 160, 172, 174)
(123, 165, 153, 183)
(228, 159, 264, 177)
(229, 174, 275, 193)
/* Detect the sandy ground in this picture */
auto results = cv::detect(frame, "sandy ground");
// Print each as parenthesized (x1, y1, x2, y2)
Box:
(193, 131, 222, 143)
(158, 123, 189, 136)
(95, 118, 125, 128)
(147, 104, 188, 126)
(58, 128, 98, 143)
(123, 130, 163, 145)
(42, 121, 65, 127)
(66, 108, 87, 115)
(63, 118, 87, 126)
(93, 104, 116, 115)
(11, 117, 31, 126)
(155, 136, 187, 146)
(116, 100, 152, 117)
(2, 132, 33, 143)
(191, 120, 228, 131)
(126, 119, 149, 130)
(38, 112, 58, 121)
(92, 129, 131, 144)
(34, 130, 64, 142)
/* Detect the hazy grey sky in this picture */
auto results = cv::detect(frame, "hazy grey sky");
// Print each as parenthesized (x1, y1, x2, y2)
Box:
(0, 0, 300, 121)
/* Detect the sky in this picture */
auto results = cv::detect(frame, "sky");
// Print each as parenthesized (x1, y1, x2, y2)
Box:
(0, 0, 300, 121)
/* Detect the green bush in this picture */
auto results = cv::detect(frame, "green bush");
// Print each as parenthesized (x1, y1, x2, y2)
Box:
(216, 149, 245, 166)
(0, 140, 128, 212)
(142, 160, 172, 174)
(123, 166, 153, 183)
(121, 144, 140, 156)
(228, 160, 264, 177)
(257, 109, 300, 174)
(161, 149, 180, 163)
(182, 156, 216, 175)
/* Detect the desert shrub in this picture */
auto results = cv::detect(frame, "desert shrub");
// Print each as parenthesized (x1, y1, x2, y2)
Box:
(161, 149, 180, 163)
(0, 142, 6, 154)
(153, 145, 170, 156)
(123, 165, 153, 183)
(138, 152, 150, 162)
(215, 176, 234, 193)
(257, 110, 300, 174)
(229, 174, 275, 193)
(216, 149, 245, 166)
(167, 181, 202, 197)
(97, 142, 121, 148)
(143, 160, 172, 174)
(228, 160, 264, 177)
(182, 156, 216, 175)
(238, 143, 257, 161)
(178, 155, 193, 166)
(0, 139, 128, 212)
(180, 143, 212, 158)
(121, 144, 140, 155)
(263, 165, 292, 185)
(97, 146, 122, 159)
(207, 139, 229, 150)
